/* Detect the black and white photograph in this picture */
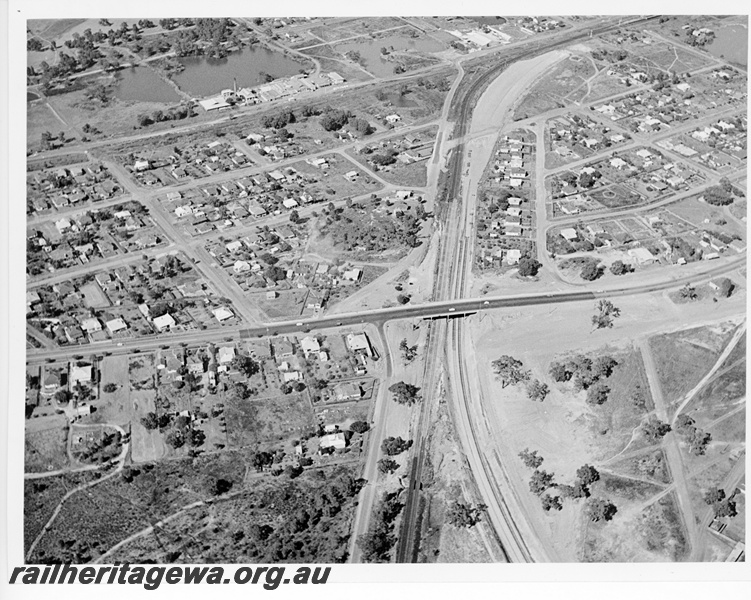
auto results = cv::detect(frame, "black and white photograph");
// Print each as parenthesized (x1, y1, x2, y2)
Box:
(1, 1, 749, 598)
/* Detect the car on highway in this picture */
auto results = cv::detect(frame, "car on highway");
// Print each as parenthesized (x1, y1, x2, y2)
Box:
(449, 308, 456, 312)
(296, 322, 303, 327)
(483, 301, 489, 306)
(116, 343, 123, 347)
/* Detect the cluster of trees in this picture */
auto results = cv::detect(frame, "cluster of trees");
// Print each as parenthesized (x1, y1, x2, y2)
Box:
(136, 103, 196, 127)
(675, 414, 711, 455)
(73, 430, 122, 464)
(368, 148, 398, 166)
(492, 355, 529, 388)
(230, 354, 260, 377)
(704, 487, 739, 519)
(281, 381, 307, 395)
(609, 260, 633, 276)
(517, 256, 542, 277)
(642, 417, 671, 442)
(317, 107, 373, 136)
(526, 379, 550, 402)
(592, 299, 621, 330)
(220, 467, 363, 563)
(388, 381, 421, 406)
(518, 450, 616, 519)
(549, 353, 619, 405)
(321, 202, 424, 253)
(581, 261, 604, 281)
(357, 491, 404, 562)
(591, 48, 629, 62)
(163, 414, 206, 450)
(559, 169, 603, 190)
(446, 501, 487, 528)
(381, 436, 412, 456)
(399, 338, 418, 363)
(377, 458, 399, 475)
(261, 110, 296, 130)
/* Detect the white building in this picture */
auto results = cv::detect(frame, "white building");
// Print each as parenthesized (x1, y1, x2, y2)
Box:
(152, 313, 175, 331)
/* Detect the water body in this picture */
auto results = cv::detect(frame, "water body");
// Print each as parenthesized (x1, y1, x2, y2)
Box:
(111, 66, 182, 104)
(172, 46, 308, 98)
(27, 91, 40, 102)
(336, 34, 446, 78)
(706, 23, 748, 67)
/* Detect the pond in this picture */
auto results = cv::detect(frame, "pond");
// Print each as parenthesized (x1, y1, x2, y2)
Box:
(110, 66, 182, 104)
(706, 23, 748, 67)
(27, 91, 40, 102)
(172, 46, 308, 98)
(336, 33, 446, 78)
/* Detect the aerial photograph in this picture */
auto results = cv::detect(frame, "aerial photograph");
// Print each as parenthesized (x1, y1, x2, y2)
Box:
(22, 14, 746, 565)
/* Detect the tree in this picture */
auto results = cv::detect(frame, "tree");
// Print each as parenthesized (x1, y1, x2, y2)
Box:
(518, 448, 544, 469)
(165, 430, 185, 448)
(136, 113, 153, 127)
(526, 379, 549, 402)
(377, 458, 399, 475)
(54, 389, 71, 405)
(609, 260, 632, 275)
(541, 494, 563, 511)
(388, 381, 421, 406)
(593, 356, 618, 378)
(230, 354, 260, 377)
(576, 464, 600, 487)
(381, 436, 412, 456)
(140, 412, 159, 430)
(103, 383, 117, 393)
(592, 299, 621, 329)
(285, 464, 304, 479)
(586, 382, 610, 405)
(581, 262, 603, 281)
(704, 487, 726, 505)
(396, 293, 411, 305)
(350, 421, 370, 434)
(642, 417, 671, 441)
(529, 469, 555, 495)
(585, 497, 617, 522)
(289, 209, 300, 223)
(492, 355, 529, 388)
(549, 361, 571, 382)
(559, 482, 590, 499)
(517, 257, 542, 277)
(399, 338, 418, 363)
(679, 284, 698, 301)
(446, 502, 486, 528)
(714, 278, 734, 298)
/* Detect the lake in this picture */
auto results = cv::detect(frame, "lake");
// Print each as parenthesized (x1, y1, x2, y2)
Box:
(336, 34, 446, 78)
(706, 23, 748, 67)
(111, 66, 182, 104)
(172, 46, 308, 98)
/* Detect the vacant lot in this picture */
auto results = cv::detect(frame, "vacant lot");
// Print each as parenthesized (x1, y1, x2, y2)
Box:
(225, 393, 315, 447)
(103, 465, 362, 563)
(25, 413, 70, 473)
(581, 491, 689, 562)
(649, 322, 739, 407)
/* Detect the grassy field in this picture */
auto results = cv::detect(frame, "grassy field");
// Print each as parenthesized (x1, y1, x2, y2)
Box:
(24, 471, 98, 554)
(225, 393, 316, 447)
(25, 413, 70, 473)
(649, 322, 739, 408)
(28, 452, 247, 563)
(581, 490, 689, 562)
(102, 465, 362, 563)
(607, 448, 672, 485)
